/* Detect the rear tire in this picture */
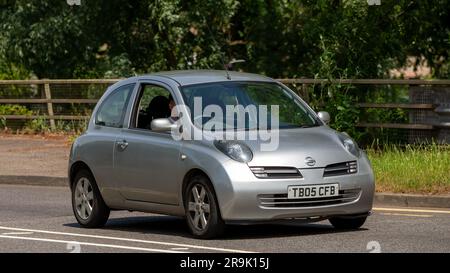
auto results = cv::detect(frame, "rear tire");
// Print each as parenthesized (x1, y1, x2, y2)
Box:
(329, 216, 367, 229)
(184, 175, 225, 239)
(71, 169, 110, 228)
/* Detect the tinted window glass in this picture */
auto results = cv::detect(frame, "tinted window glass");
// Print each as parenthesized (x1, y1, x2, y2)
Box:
(96, 84, 133, 128)
(180, 82, 319, 130)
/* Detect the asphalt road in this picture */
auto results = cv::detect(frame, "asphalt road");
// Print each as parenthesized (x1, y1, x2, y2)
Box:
(0, 184, 449, 253)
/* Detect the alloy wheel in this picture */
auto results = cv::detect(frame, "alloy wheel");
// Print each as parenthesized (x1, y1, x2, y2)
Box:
(187, 184, 211, 231)
(74, 177, 94, 220)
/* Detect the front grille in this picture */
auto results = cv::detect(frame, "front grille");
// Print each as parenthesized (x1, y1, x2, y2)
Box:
(323, 161, 357, 177)
(258, 189, 361, 208)
(250, 167, 303, 179)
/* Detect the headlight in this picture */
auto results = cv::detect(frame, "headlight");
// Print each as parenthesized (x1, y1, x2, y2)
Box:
(338, 133, 361, 158)
(214, 140, 253, 163)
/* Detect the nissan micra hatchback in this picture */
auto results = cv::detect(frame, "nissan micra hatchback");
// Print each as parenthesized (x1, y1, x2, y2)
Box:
(69, 70, 374, 238)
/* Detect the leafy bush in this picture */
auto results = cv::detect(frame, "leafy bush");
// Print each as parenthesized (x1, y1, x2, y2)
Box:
(25, 116, 50, 133)
(323, 88, 362, 139)
(54, 119, 88, 134)
(0, 116, 5, 129)
(0, 104, 32, 116)
(306, 36, 363, 140)
(0, 104, 33, 130)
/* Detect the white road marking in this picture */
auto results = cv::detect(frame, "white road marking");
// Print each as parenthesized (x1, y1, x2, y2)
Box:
(171, 247, 189, 250)
(1, 232, 34, 235)
(0, 226, 253, 253)
(0, 235, 184, 253)
(373, 207, 450, 214)
(379, 212, 433, 218)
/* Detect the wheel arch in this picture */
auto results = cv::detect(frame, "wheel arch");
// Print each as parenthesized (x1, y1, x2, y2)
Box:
(181, 168, 223, 217)
(69, 161, 95, 189)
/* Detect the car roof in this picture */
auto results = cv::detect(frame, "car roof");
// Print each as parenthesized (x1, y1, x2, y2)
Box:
(138, 70, 275, 86)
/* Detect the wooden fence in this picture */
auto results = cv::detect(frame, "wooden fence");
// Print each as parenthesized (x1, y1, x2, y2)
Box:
(0, 79, 118, 129)
(0, 79, 449, 138)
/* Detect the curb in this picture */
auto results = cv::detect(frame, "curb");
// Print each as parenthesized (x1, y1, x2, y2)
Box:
(0, 175, 449, 209)
(0, 175, 68, 187)
(374, 193, 450, 209)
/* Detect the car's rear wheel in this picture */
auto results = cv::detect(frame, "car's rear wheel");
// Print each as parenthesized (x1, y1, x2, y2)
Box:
(329, 216, 367, 229)
(184, 175, 225, 239)
(71, 169, 110, 228)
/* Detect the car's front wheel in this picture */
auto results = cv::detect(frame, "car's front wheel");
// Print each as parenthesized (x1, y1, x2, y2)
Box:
(184, 175, 225, 239)
(71, 169, 110, 228)
(329, 216, 367, 229)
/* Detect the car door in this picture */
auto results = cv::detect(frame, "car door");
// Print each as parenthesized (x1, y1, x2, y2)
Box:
(113, 81, 183, 205)
(88, 83, 134, 192)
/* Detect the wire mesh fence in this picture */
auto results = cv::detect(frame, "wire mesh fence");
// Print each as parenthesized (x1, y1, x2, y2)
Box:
(281, 80, 450, 146)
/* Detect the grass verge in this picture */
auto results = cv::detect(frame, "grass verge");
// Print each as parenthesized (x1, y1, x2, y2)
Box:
(367, 143, 450, 194)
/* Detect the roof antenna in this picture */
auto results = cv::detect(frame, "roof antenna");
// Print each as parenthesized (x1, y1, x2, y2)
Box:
(224, 64, 231, 80)
(224, 59, 245, 80)
(202, 15, 236, 80)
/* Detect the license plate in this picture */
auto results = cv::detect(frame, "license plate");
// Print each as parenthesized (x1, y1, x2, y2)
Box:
(287, 184, 339, 199)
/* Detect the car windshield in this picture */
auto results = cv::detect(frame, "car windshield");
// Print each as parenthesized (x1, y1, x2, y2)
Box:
(180, 82, 321, 131)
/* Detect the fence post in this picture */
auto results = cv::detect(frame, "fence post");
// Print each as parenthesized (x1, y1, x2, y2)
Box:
(302, 83, 310, 102)
(43, 81, 56, 130)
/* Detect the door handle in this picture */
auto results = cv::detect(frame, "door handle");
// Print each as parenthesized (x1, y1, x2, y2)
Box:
(116, 140, 128, 150)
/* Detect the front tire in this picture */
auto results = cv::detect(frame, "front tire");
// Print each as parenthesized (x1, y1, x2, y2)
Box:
(329, 216, 367, 229)
(71, 169, 110, 228)
(184, 175, 225, 239)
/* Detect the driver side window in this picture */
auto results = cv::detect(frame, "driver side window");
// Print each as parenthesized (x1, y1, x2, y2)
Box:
(133, 84, 174, 130)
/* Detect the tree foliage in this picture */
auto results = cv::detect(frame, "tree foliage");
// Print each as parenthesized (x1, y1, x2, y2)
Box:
(0, 0, 449, 79)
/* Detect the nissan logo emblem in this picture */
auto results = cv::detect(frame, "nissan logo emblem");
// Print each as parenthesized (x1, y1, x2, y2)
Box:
(305, 157, 316, 167)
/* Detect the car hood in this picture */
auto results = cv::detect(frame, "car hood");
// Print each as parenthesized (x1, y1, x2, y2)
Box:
(207, 126, 357, 168)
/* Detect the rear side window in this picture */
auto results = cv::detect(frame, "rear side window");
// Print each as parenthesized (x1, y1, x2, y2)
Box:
(96, 84, 134, 128)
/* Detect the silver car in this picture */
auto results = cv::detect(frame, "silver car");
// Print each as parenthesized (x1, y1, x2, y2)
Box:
(69, 70, 374, 239)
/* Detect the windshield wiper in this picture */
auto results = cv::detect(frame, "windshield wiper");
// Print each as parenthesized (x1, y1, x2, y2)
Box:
(298, 124, 320, 128)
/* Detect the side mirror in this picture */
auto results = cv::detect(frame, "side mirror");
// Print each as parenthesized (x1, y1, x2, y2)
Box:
(317, 111, 330, 125)
(151, 118, 178, 132)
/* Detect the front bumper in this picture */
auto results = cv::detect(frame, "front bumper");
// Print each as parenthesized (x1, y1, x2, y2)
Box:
(214, 154, 375, 221)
